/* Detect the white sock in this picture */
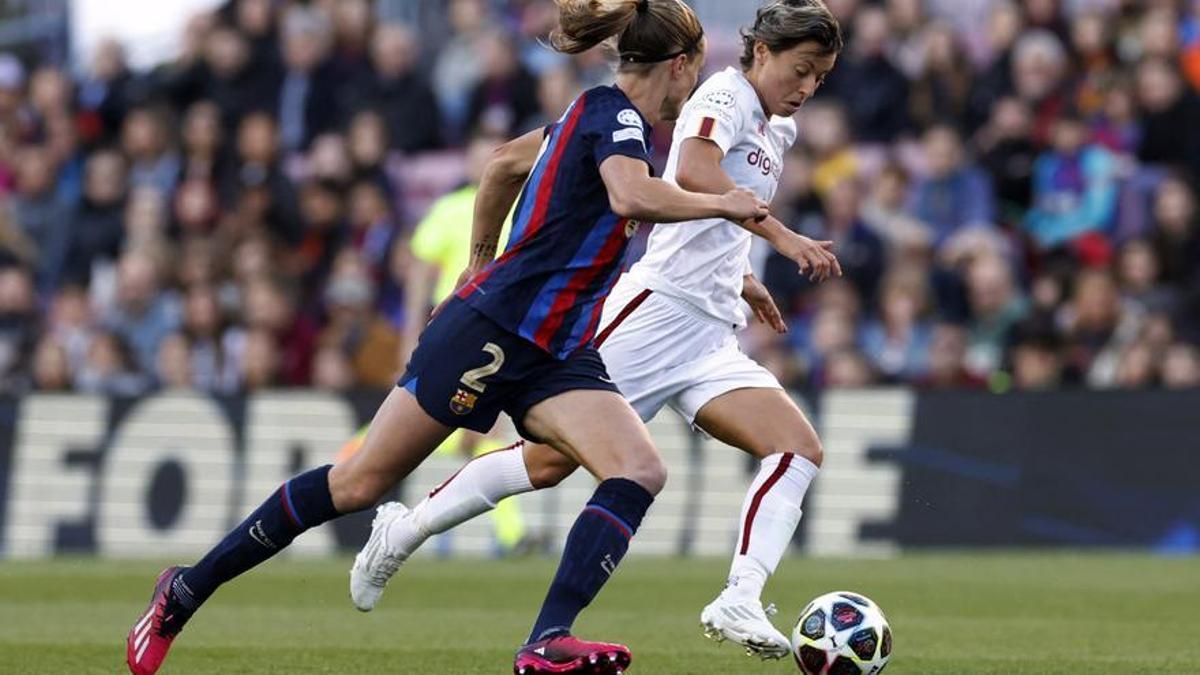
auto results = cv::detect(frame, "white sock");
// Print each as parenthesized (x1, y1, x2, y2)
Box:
(388, 443, 535, 552)
(724, 452, 819, 600)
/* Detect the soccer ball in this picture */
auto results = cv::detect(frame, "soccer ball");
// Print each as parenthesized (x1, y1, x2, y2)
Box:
(791, 591, 892, 674)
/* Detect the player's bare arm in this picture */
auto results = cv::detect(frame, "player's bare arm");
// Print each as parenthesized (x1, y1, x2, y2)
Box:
(462, 128, 546, 276)
(675, 137, 841, 282)
(598, 154, 768, 224)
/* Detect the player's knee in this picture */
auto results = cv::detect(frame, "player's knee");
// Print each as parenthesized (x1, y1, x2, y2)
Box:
(798, 438, 823, 468)
(753, 430, 823, 468)
(329, 469, 389, 513)
(528, 455, 577, 489)
(623, 450, 667, 496)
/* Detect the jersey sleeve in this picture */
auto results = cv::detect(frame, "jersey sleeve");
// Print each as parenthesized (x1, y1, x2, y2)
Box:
(678, 75, 744, 155)
(584, 93, 654, 170)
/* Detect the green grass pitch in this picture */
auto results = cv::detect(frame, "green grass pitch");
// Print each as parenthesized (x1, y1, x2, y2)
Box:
(1, 553, 1198, 673)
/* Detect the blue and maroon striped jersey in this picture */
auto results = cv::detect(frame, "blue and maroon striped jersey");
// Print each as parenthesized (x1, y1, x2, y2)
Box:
(457, 86, 654, 359)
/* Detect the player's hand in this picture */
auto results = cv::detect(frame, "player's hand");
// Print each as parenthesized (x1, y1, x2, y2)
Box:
(778, 232, 842, 283)
(719, 188, 770, 222)
(741, 274, 787, 334)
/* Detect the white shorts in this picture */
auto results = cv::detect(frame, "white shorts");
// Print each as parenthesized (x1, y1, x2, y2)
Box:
(595, 276, 782, 426)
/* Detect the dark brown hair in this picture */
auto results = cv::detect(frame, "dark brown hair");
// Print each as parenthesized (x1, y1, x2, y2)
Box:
(740, 0, 843, 70)
(551, 0, 704, 69)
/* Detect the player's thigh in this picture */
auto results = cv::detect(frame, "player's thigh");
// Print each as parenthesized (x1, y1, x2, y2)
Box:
(521, 389, 665, 493)
(522, 441, 581, 489)
(329, 386, 454, 512)
(693, 387, 822, 464)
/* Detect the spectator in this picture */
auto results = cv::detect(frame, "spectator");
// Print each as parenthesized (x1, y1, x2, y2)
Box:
(155, 332, 193, 389)
(276, 6, 340, 152)
(124, 187, 170, 252)
(198, 26, 262, 129)
(294, 178, 349, 299)
(1113, 341, 1158, 390)
(1135, 57, 1200, 178)
(1089, 79, 1139, 157)
(1160, 342, 1200, 390)
(1069, 10, 1117, 119)
(918, 321, 985, 389)
(821, 5, 909, 142)
(824, 348, 878, 388)
(1010, 330, 1066, 390)
(433, 0, 489, 136)
(63, 149, 128, 286)
(859, 163, 932, 254)
(964, 254, 1029, 376)
(240, 327, 280, 390)
(1116, 238, 1174, 314)
(31, 335, 71, 391)
(224, 112, 302, 244)
(528, 65, 582, 132)
(181, 284, 244, 394)
(45, 284, 93, 371)
(319, 251, 398, 388)
(103, 251, 181, 374)
(1148, 175, 1200, 290)
(975, 97, 1037, 221)
(345, 109, 396, 198)
(0, 265, 36, 392)
(964, 1, 1023, 131)
(908, 124, 997, 244)
(801, 102, 858, 199)
(801, 177, 885, 305)
(347, 180, 398, 280)
(327, 0, 374, 87)
(1024, 112, 1118, 252)
(233, 0, 280, 75)
(312, 344, 355, 391)
(174, 179, 221, 237)
(77, 39, 135, 145)
(464, 30, 540, 137)
(1010, 30, 1070, 146)
(178, 100, 231, 186)
(10, 145, 70, 290)
(306, 132, 353, 185)
(1063, 268, 1142, 386)
(908, 21, 974, 129)
(74, 330, 151, 396)
(361, 23, 441, 153)
(121, 106, 180, 196)
(860, 267, 934, 380)
(241, 276, 317, 385)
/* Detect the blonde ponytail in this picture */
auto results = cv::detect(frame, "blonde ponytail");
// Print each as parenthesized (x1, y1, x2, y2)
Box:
(550, 0, 641, 55)
(550, 0, 704, 67)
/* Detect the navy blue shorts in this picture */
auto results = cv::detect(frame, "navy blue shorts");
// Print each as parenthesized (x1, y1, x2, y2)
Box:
(398, 298, 620, 440)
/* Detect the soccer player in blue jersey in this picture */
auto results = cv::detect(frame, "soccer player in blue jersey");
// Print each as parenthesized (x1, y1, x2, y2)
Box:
(125, 1, 768, 673)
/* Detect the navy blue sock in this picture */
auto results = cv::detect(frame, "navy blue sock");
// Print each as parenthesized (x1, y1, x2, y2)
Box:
(527, 478, 654, 644)
(173, 465, 341, 611)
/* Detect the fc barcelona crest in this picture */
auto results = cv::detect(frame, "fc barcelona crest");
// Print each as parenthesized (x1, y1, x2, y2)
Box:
(449, 388, 478, 415)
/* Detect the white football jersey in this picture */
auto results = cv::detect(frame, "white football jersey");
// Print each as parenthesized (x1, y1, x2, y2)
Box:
(627, 67, 798, 328)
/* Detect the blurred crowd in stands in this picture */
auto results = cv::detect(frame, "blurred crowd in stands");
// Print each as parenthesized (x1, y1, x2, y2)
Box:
(0, 0, 1197, 397)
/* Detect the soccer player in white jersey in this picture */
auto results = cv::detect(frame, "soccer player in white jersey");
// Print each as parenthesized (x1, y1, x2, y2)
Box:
(351, 0, 843, 661)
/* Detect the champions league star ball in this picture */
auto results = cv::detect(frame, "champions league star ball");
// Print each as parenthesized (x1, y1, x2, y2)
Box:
(791, 591, 892, 674)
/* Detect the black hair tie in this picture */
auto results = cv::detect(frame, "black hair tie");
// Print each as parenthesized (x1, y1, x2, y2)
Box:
(637, 0, 650, 14)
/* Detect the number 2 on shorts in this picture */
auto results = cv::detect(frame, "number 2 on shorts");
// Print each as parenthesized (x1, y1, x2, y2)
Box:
(459, 343, 505, 393)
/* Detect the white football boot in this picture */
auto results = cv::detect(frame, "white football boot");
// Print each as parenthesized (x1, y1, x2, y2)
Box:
(700, 592, 791, 659)
(349, 501, 415, 611)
